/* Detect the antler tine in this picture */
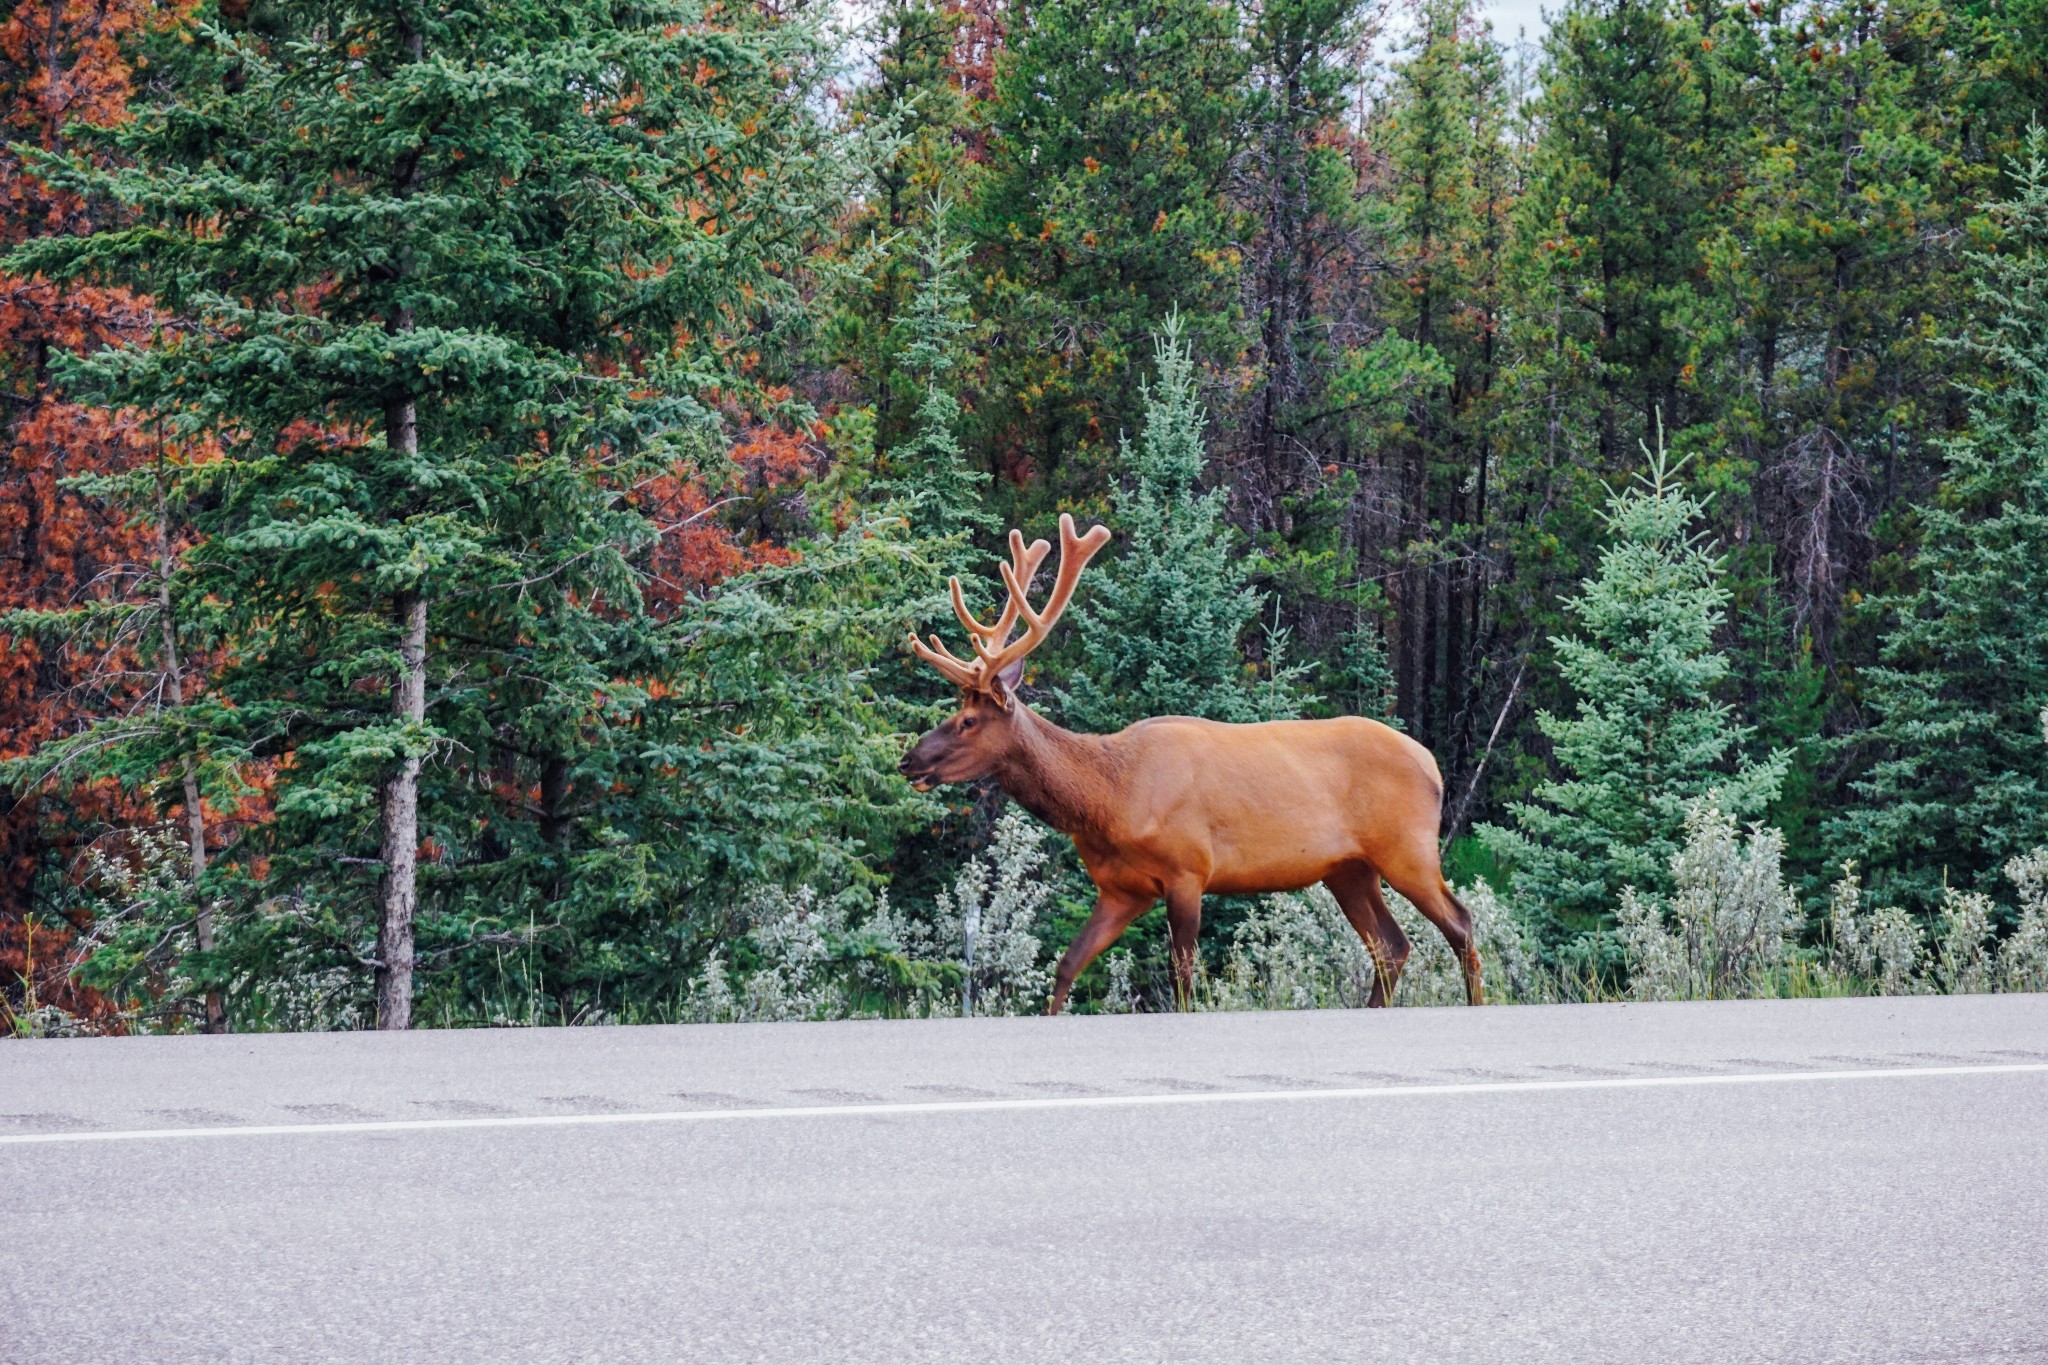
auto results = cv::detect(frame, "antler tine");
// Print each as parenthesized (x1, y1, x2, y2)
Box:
(907, 632, 984, 691)
(979, 512, 1112, 683)
(1011, 528, 1054, 581)
(948, 577, 1000, 641)
(1002, 513, 1111, 631)
(987, 532, 1051, 644)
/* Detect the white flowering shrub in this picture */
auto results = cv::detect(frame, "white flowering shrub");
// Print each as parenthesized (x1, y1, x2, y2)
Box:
(1392, 878, 1548, 1006)
(929, 808, 1054, 1016)
(684, 808, 1057, 1021)
(1822, 867, 1928, 997)
(1097, 948, 1138, 1013)
(1820, 850, 2048, 997)
(1211, 885, 1377, 1011)
(1933, 888, 1998, 995)
(685, 885, 857, 1022)
(2001, 849, 2048, 993)
(239, 955, 373, 1031)
(1868, 902, 1931, 996)
(1615, 804, 1800, 1001)
(1824, 868, 1876, 982)
(1207, 874, 1546, 1010)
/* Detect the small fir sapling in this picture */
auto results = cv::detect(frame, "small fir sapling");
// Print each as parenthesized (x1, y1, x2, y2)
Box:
(1479, 422, 1788, 936)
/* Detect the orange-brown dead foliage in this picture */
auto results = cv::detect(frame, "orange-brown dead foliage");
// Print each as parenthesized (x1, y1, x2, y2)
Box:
(0, 0, 163, 1024)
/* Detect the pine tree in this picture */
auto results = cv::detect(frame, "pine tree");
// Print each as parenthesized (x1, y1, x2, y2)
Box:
(1511, 0, 1704, 469)
(970, 0, 1245, 501)
(1059, 317, 1310, 731)
(880, 200, 994, 547)
(9, 0, 855, 1027)
(1225, 0, 1427, 751)
(1376, 0, 1515, 753)
(827, 0, 983, 453)
(1234, 0, 1373, 520)
(1832, 128, 2048, 912)
(1698, 0, 1980, 656)
(1480, 426, 1788, 933)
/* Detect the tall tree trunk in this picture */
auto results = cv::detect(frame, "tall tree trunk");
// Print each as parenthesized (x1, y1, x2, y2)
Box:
(155, 461, 223, 1033)
(539, 753, 572, 905)
(376, 573, 426, 1030)
(375, 13, 427, 1030)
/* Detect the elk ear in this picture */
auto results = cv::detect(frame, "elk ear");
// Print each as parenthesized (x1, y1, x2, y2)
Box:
(993, 659, 1025, 707)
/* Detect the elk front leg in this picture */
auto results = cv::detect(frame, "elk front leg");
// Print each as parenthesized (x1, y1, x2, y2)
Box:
(1047, 888, 1150, 1015)
(1166, 881, 1204, 1011)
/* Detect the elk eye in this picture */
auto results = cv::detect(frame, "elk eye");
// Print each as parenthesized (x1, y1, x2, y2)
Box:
(958, 717, 976, 731)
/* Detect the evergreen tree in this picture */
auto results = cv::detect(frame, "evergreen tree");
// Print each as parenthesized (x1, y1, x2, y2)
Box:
(1233, 0, 1373, 521)
(1699, 0, 1980, 657)
(1376, 0, 1515, 752)
(1225, 0, 1435, 750)
(0, 0, 162, 1026)
(826, 0, 983, 453)
(8, 0, 868, 1027)
(1512, 0, 1703, 470)
(1060, 317, 1310, 731)
(879, 200, 994, 547)
(1480, 427, 1788, 933)
(1832, 129, 2048, 911)
(970, 0, 1245, 504)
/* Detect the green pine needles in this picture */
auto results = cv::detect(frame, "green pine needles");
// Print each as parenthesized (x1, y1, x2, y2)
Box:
(880, 199, 995, 548)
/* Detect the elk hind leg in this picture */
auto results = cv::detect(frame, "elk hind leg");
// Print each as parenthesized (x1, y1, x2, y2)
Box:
(1048, 889, 1151, 1015)
(1380, 859, 1485, 1006)
(1324, 863, 1410, 1008)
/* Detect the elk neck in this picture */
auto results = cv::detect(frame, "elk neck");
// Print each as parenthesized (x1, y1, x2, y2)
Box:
(992, 704, 1121, 838)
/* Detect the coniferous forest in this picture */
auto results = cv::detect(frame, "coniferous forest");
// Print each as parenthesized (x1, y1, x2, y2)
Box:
(3, 0, 2046, 1031)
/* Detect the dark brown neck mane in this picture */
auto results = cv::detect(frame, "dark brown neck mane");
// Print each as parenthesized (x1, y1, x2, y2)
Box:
(993, 706, 1119, 837)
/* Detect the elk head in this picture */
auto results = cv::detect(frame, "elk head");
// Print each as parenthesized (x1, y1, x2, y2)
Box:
(898, 513, 1111, 790)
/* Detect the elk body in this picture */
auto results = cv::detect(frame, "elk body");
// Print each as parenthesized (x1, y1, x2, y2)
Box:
(900, 515, 1484, 1013)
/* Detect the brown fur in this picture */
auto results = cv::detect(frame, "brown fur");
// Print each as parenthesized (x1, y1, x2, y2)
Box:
(900, 693, 1484, 1013)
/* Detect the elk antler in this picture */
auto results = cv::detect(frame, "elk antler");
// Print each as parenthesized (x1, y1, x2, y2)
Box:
(908, 513, 1111, 699)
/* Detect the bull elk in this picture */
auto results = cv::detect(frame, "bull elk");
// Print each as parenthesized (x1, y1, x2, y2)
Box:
(899, 514, 1484, 1013)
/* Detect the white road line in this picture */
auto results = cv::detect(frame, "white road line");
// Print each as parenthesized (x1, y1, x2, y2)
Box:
(4, 1061, 2043, 1147)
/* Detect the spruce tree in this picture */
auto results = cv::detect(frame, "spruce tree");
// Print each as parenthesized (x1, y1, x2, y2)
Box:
(10, 0, 854, 1027)
(1479, 427, 1788, 933)
(880, 201, 994, 547)
(1059, 318, 1309, 731)
(1831, 129, 2048, 911)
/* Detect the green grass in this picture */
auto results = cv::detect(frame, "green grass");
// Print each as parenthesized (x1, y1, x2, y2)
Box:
(1442, 834, 1508, 895)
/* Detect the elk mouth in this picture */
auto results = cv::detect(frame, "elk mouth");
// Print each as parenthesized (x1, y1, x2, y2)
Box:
(898, 756, 939, 791)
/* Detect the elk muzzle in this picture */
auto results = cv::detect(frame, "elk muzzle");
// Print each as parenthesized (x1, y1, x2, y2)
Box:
(898, 730, 948, 791)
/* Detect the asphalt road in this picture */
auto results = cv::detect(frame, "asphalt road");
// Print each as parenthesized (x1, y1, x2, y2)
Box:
(5, 995, 2047, 1364)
